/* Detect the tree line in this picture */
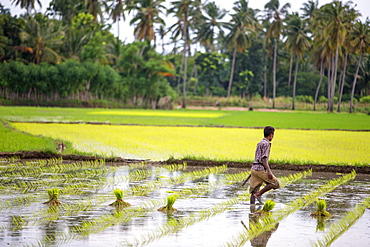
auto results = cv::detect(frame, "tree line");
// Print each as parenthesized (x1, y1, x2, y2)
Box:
(0, 0, 369, 112)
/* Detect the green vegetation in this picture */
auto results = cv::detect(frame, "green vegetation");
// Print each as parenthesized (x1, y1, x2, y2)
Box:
(43, 188, 61, 206)
(12, 122, 370, 166)
(1, 1, 370, 113)
(224, 171, 357, 246)
(311, 199, 332, 217)
(314, 197, 370, 247)
(158, 193, 178, 212)
(254, 200, 276, 215)
(1, 106, 369, 130)
(0, 119, 57, 152)
(109, 188, 131, 208)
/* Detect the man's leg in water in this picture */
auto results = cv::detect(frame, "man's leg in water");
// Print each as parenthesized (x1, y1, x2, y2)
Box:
(254, 184, 274, 199)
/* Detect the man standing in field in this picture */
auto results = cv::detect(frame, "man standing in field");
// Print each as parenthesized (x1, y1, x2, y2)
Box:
(250, 126, 280, 204)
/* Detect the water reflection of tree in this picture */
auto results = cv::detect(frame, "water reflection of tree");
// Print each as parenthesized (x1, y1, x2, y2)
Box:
(247, 205, 279, 247)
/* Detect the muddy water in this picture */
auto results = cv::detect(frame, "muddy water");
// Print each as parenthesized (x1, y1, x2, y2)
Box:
(0, 166, 369, 247)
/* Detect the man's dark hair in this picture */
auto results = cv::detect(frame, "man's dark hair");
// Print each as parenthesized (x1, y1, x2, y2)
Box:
(264, 126, 275, 137)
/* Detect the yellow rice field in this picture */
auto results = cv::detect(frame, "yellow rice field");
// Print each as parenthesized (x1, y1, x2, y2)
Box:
(13, 123, 370, 165)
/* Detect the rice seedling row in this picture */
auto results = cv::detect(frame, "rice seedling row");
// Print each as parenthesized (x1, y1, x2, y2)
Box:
(0, 161, 218, 233)
(0, 161, 187, 211)
(222, 171, 357, 247)
(118, 170, 312, 247)
(313, 196, 370, 246)
(1, 158, 367, 247)
(20, 169, 251, 246)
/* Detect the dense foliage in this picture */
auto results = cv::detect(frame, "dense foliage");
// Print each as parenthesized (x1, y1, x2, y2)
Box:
(1, 0, 370, 112)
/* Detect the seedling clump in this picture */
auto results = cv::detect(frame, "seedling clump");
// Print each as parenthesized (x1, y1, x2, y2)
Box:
(254, 200, 276, 215)
(158, 194, 178, 212)
(311, 199, 332, 217)
(109, 188, 131, 208)
(43, 188, 61, 206)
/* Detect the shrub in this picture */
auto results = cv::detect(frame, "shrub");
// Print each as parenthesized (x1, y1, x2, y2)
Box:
(360, 96, 370, 103)
(296, 95, 314, 103)
(318, 96, 328, 103)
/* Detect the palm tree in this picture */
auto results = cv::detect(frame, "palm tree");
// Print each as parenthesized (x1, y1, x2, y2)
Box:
(11, 0, 41, 14)
(129, 0, 166, 43)
(285, 13, 310, 110)
(19, 15, 65, 64)
(316, 1, 357, 112)
(196, 1, 228, 52)
(349, 19, 370, 113)
(106, 0, 133, 37)
(105, 36, 124, 69)
(168, 0, 201, 108)
(156, 24, 167, 53)
(300, 0, 318, 20)
(63, 26, 92, 61)
(225, 0, 259, 99)
(264, 0, 291, 108)
(85, 0, 103, 23)
(337, 6, 359, 112)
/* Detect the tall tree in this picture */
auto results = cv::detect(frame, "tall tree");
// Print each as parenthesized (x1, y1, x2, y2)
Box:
(336, 6, 358, 112)
(156, 24, 167, 53)
(285, 13, 310, 110)
(349, 20, 370, 113)
(85, 0, 103, 22)
(300, 0, 318, 20)
(19, 14, 65, 64)
(264, 0, 290, 108)
(106, 0, 133, 37)
(225, 0, 258, 99)
(168, 0, 201, 108)
(11, 0, 41, 14)
(48, 0, 86, 24)
(316, 1, 357, 112)
(129, 0, 165, 43)
(196, 1, 227, 52)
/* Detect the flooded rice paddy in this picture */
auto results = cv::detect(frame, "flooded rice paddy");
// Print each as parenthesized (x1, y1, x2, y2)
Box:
(0, 159, 369, 247)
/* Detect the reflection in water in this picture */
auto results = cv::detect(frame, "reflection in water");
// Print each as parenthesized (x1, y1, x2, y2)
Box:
(9, 215, 23, 238)
(316, 217, 326, 232)
(248, 205, 279, 247)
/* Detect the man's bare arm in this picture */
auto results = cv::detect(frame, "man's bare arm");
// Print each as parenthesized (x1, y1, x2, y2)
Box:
(262, 157, 273, 179)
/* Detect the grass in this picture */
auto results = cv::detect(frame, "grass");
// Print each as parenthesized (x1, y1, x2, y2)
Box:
(0, 106, 369, 130)
(0, 120, 57, 153)
(11, 123, 370, 166)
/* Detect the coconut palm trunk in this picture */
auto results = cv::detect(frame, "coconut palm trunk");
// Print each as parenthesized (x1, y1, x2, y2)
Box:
(288, 54, 293, 87)
(227, 47, 237, 99)
(350, 52, 362, 113)
(272, 39, 277, 109)
(292, 55, 299, 110)
(314, 60, 324, 111)
(182, 21, 188, 109)
(337, 52, 348, 112)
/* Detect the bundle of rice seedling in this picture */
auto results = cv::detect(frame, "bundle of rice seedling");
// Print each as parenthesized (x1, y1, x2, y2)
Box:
(43, 188, 61, 205)
(254, 200, 276, 215)
(158, 194, 178, 212)
(311, 199, 331, 217)
(109, 188, 131, 208)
